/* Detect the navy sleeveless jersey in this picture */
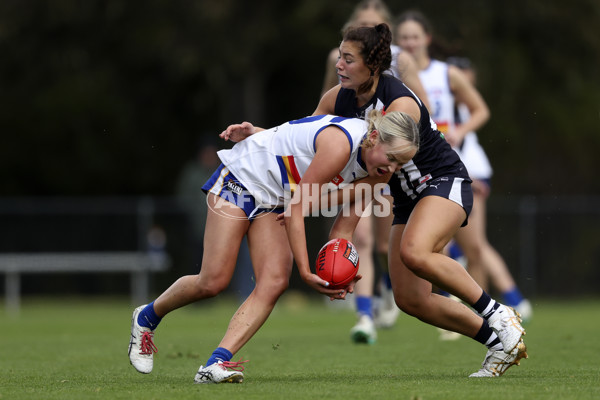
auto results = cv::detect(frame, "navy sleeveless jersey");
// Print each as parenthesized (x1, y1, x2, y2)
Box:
(334, 74, 468, 204)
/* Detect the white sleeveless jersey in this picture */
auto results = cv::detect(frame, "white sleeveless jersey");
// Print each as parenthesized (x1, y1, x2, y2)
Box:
(386, 44, 402, 79)
(419, 59, 492, 180)
(217, 115, 369, 208)
(418, 59, 455, 135)
(454, 104, 493, 180)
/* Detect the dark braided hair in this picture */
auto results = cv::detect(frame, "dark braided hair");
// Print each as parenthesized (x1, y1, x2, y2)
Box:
(343, 23, 392, 94)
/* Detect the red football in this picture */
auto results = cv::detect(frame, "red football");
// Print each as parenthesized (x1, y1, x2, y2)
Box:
(315, 238, 359, 289)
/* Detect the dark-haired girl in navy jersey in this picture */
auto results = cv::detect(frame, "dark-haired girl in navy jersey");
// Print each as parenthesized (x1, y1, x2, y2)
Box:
(224, 21, 527, 378)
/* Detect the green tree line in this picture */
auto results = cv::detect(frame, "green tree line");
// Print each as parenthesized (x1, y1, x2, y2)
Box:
(1, 0, 598, 196)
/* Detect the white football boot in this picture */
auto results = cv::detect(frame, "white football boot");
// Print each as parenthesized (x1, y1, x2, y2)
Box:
(437, 327, 462, 341)
(194, 360, 247, 384)
(128, 305, 157, 374)
(350, 314, 377, 344)
(515, 299, 533, 324)
(374, 284, 400, 329)
(487, 304, 526, 353)
(470, 339, 528, 377)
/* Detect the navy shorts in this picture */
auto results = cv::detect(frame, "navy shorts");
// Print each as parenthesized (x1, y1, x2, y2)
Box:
(391, 174, 473, 227)
(202, 164, 284, 220)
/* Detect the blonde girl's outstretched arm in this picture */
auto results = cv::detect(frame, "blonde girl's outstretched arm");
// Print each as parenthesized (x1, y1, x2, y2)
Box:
(283, 126, 352, 298)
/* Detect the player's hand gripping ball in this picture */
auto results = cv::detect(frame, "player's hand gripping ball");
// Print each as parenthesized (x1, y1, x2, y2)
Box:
(315, 238, 359, 289)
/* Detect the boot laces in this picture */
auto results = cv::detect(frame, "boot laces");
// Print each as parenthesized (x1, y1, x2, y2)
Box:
(140, 331, 158, 355)
(220, 358, 249, 372)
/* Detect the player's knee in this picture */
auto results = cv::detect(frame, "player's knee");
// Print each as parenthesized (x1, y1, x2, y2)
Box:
(193, 275, 229, 298)
(255, 274, 289, 299)
(460, 242, 483, 263)
(353, 233, 373, 251)
(375, 242, 389, 255)
(270, 274, 290, 295)
(394, 292, 422, 317)
(398, 246, 429, 277)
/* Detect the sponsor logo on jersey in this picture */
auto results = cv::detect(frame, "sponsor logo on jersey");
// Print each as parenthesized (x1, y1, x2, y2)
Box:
(418, 174, 432, 185)
(226, 181, 244, 195)
(331, 174, 344, 186)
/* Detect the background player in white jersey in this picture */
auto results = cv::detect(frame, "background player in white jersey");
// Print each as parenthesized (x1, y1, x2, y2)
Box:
(128, 110, 419, 383)
(396, 10, 489, 148)
(319, 0, 431, 344)
(397, 10, 532, 325)
(447, 56, 532, 321)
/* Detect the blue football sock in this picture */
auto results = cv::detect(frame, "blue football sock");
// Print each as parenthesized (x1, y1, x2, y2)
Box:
(382, 272, 392, 290)
(137, 301, 162, 330)
(206, 347, 233, 367)
(356, 296, 373, 318)
(448, 242, 464, 259)
(502, 287, 525, 307)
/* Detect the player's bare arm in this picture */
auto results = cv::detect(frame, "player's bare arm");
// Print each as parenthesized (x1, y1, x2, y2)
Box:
(386, 96, 421, 124)
(284, 126, 351, 298)
(312, 85, 340, 116)
(447, 65, 490, 147)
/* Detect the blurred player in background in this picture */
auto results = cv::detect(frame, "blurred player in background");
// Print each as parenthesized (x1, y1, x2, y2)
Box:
(320, 0, 432, 345)
(129, 111, 419, 383)
(175, 137, 220, 272)
(396, 10, 532, 330)
(446, 56, 532, 321)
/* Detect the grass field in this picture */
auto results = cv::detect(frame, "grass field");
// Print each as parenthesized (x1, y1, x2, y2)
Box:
(1, 293, 599, 400)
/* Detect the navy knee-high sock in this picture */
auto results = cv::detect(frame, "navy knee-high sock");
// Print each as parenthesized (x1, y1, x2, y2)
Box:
(472, 291, 500, 320)
(474, 320, 503, 351)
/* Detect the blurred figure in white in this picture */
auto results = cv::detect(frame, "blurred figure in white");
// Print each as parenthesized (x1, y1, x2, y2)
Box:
(320, 0, 430, 345)
(396, 10, 531, 330)
(446, 56, 532, 323)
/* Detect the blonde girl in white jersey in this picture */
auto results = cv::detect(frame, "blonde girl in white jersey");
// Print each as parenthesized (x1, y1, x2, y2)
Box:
(128, 110, 419, 384)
